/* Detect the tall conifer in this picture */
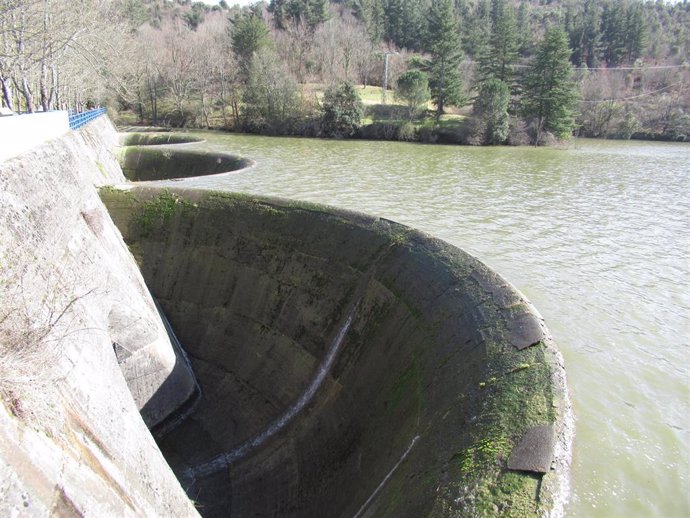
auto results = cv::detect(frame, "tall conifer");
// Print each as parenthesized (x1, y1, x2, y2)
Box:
(522, 25, 578, 143)
(478, 0, 518, 83)
(269, 0, 329, 31)
(426, 0, 465, 120)
(231, 9, 271, 80)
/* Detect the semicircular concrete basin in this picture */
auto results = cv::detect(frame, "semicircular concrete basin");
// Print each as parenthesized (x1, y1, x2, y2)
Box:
(116, 145, 254, 182)
(100, 187, 571, 518)
(118, 126, 173, 133)
(119, 132, 205, 146)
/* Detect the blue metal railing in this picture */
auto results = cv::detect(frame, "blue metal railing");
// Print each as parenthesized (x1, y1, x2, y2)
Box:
(68, 107, 107, 130)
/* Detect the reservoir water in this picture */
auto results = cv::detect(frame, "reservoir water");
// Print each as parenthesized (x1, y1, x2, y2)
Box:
(161, 133, 689, 517)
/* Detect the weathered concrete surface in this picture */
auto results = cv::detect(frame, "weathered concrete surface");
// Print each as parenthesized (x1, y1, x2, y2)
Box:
(508, 425, 557, 473)
(117, 145, 254, 182)
(102, 186, 572, 518)
(0, 117, 198, 516)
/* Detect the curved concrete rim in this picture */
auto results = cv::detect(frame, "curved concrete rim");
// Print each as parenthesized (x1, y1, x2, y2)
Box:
(117, 125, 173, 133)
(117, 131, 207, 147)
(115, 143, 256, 183)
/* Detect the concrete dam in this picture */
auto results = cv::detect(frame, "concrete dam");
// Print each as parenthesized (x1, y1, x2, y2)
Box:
(0, 118, 571, 517)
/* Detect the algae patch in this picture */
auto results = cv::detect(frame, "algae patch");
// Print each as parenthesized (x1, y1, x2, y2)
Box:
(137, 191, 195, 234)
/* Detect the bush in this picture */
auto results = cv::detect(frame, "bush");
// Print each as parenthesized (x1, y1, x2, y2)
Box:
(358, 121, 399, 140)
(367, 104, 409, 121)
(507, 118, 531, 146)
(435, 121, 471, 144)
(396, 121, 417, 141)
(164, 108, 197, 128)
(525, 119, 557, 146)
(321, 82, 364, 138)
(395, 70, 431, 119)
(613, 113, 640, 140)
(473, 78, 510, 145)
(417, 123, 439, 143)
(465, 117, 486, 146)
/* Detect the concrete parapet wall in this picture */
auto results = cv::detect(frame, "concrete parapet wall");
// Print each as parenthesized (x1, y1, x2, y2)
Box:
(0, 111, 69, 162)
(0, 117, 198, 516)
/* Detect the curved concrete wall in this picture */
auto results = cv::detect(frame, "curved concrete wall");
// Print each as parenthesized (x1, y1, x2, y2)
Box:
(119, 132, 205, 146)
(117, 146, 253, 182)
(102, 187, 571, 518)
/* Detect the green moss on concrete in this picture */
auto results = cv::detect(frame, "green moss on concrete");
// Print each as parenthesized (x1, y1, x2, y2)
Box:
(137, 190, 195, 235)
(446, 340, 556, 517)
(99, 185, 136, 200)
(454, 433, 511, 476)
(206, 192, 288, 218)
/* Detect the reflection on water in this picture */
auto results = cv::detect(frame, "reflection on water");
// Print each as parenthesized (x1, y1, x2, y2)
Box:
(162, 133, 690, 517)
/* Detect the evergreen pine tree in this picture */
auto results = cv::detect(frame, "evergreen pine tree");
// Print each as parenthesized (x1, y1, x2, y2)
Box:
(473, 77, 510, 144)
(426, 0, 465, 120)
(624, 1, 647, 63)
(478, 0, 518, 83)
(269, 0, 329, 31)
(462, 0, 491, 57)
(601, 1, 627, 66)
(395, 69, 431, 119)
(515, 2, 533, 56)
(580, 0, 602, 68)
(355, 0, 385, 43)
(231, 9, 271, 80)
(522, 25, 579, 143)
(383, 0, 427, 50)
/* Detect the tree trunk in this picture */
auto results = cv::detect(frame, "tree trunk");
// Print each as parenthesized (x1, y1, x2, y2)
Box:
(19, 76, 34, 113)
(435, 59, 446, 121)
(200, 89, 210, 128)
(40, 58, 49, 111)
(1, 77, 13, 110)
(148, 77, 158, 124)
(50, 65, 58, 110)
(232, 98, 240, 127)
(219, 73, 229, 128)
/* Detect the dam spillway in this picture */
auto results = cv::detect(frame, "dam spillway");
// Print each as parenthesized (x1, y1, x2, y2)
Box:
(102, 182, 570, 517)
(116, 132, 254, 182)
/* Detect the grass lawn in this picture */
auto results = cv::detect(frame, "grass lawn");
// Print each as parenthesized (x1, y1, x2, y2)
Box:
(357, 85, 395, 105)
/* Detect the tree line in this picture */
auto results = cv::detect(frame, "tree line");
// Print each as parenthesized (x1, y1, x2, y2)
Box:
(1, 0, 688, 143)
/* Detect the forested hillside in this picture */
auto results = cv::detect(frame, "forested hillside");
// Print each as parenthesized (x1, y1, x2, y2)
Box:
(1, 0, 688, 143)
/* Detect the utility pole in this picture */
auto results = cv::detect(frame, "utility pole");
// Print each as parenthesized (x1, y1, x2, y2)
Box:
(382, 51, 399, 104)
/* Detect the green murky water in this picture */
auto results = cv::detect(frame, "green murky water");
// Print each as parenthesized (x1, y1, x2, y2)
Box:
(158, 132, 689, 517)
